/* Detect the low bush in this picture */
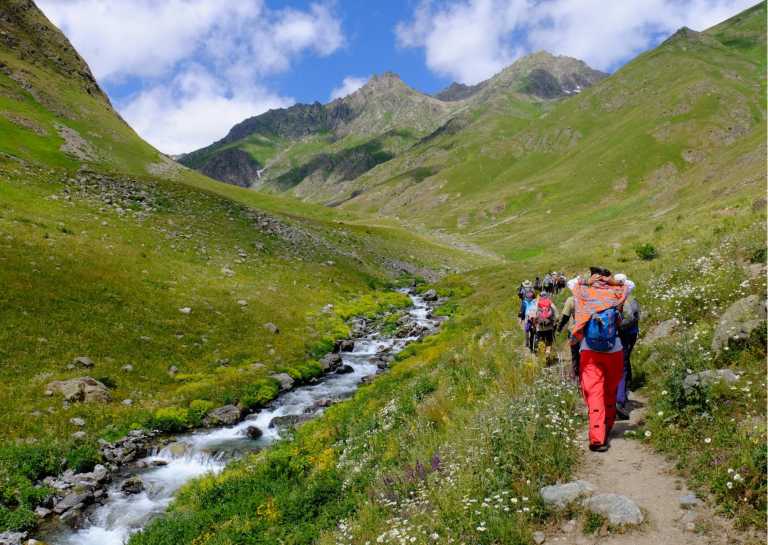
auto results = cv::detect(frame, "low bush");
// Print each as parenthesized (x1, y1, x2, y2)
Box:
(152, 407, 191, 433)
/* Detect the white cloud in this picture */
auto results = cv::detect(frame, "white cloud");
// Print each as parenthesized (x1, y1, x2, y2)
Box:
(36, 0, 345, 153)
(396, 0, 756, 84)
(121, 66, 291, 155)
(330, 76, 370, 100)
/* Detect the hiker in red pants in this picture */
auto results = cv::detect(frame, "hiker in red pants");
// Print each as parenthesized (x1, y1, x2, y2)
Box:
(567, 267, 635, 452)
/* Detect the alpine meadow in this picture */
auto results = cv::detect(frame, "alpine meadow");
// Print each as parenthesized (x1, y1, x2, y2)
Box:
(0, 2, 765, 545)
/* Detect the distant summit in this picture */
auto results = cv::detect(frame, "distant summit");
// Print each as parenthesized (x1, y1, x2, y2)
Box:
(435, 51, 607, 102)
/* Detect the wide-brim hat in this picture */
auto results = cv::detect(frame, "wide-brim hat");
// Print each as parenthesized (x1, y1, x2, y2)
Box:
(522, 280, 533, 288)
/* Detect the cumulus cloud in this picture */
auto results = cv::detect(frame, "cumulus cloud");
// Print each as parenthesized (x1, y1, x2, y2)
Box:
(329, 76, 370, 100)
(121, 66, 291, 155)
(396, 0, 755, 84)
(37, 0, 344, 153)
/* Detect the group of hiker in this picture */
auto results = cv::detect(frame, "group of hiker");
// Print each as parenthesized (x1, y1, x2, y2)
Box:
(517, 267, 641, 452)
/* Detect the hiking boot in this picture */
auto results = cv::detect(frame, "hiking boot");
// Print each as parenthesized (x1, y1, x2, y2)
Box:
(616, 405, 630, 421)
(589, 443, 609, 452)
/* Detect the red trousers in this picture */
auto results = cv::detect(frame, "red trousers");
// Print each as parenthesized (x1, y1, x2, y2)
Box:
(580, 349, 624, 446)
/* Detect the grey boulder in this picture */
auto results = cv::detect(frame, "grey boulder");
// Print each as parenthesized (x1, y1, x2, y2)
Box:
(46, 377, 111, 403)
(683, 368, 741, 393)
(319, 352, 342, 371)
(583, 493, 644, 525)
(271, 373, 295, 392)
(540, 480, 595, 508)
(0, 532, 27, 545)
(642, 318, 678, 344)
(203, 404, 243, 426)
(711, 295, 766, 354)
(422, 289, 438, 301)
(121, 476, 145, 495)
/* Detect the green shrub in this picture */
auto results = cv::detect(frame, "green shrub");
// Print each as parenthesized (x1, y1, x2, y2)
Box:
(152, 407, 191, 433)
(635, 243, 658, 261)
(188, 400, 215, 426)
(239, 379, 280, 410)
(65, 444, 101, 473)
(0, 505, 37, 532)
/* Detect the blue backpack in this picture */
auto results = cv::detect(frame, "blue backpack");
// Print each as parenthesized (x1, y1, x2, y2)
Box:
(585, 308, 619, 351)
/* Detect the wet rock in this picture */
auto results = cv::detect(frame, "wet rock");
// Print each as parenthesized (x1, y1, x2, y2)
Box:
(422, 289, 438, 302)
(532, 531, 546, 544)
(73, 356, 94, 368)
(643, 318, 679, 344)
(269, 414, 312, 430)
(338, 339, 355, 352)
(166, 442, 190, 457)
(263, 322, 280, 334)
(203, 404, 243, 426)
(314, 398, 334, 408)
(271, 373, 295, 392)
(45, 377, 111, 403)
(121, 476, 145, 495)
(583, 493, 643, 525)
(335, 364, 354, 374)
(245, 426, 263, 439)
(0, 532, 27, 545)
(53, 491, 92, 514)
(679, 493, 701, 509)
(319, 352, 342, 371)
(34, 506, 52, 518)
(540, 480, 595, 508)
(711, 295, 766, 354)
(683, 369, 741, 393)
(59, 506, 85, 528)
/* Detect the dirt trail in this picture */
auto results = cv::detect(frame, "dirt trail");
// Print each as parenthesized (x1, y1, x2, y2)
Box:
(552, 391, 758, 545)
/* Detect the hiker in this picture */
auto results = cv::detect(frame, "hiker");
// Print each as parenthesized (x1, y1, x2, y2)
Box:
(518, 279, 533, 301)
(568, 267, 635, 452)
(614, 273, 641, 420)
(555, 273, 567, 294)
(543, 273, 554, 294)
(533, 276, 542, 293)
(533, 291, 558, 358)
(557, 294, 580, 380)
(518, 289, 537, 352)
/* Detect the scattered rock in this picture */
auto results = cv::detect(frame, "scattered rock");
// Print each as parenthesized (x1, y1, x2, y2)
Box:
(168, 365, 179, 375)
(166, 442, 190, 458)
(314, 398, 334, 408)
(335, 364, 354, 374)
(263, 322, 279, 334)
(59, 506, 85, 528)
(122, 399, 133, 406)
(245, 426, 263, 439)
(422, 289, 438, 302)
(319, 352, 342, 371)
(643, 318, 678, 344)
(338, 339, 355, 352)
(45, 377, 111, 403)
(0, 533, 26, 545)
(71, 431, 87, 441)
(271, 373, 294, 392)
(583, 493, 644, 525)
(121, 364, 134, 372)
(53, 491, 92, 514)
(711, 295, 766, 354)
(203, 404, 243, 426)
(34, 506, 52, 518)
(540, 480, 595, 508)
(237, 299, 248, 306)
(121, 476, 145, 495)
(269, 414, 312, 430)
(561, 520, 577, 533)
(179, 307, 192, 314)
(683, 368, 741, 393)
(70, 417, 85, 427)
(679, 494, 701, 509)
(532, 531, 546, 544)
(73, 356, 94, 368)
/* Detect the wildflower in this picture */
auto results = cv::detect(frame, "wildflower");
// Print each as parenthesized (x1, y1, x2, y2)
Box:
(704, 437, 711, 444)
(657, 411, 664, 417)
(734, 473, 743, 482)
(661, 390, 668, 395)
(726, 481, 733, 489)
(644, 430, 652, 438)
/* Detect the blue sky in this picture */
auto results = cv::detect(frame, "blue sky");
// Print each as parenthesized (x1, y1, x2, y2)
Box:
(38, 0, 754, 154)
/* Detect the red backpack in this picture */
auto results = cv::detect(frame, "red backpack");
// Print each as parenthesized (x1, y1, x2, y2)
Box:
(537, 298, 554, 327)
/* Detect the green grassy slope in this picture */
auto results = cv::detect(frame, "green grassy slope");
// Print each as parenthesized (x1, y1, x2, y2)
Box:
(0, 1, 487, 532)
(342, 3, 766, 260)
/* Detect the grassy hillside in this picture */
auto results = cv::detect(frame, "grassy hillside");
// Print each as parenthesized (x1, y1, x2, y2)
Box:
(0, 0, 486, 533)
(341, 2, 766, 259)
